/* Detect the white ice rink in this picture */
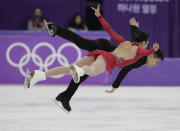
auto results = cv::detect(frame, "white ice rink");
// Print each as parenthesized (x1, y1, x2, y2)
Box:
(0, 85, 180, 131)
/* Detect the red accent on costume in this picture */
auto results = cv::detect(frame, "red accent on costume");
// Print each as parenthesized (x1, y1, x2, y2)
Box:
(87, 48, 154, 73)
(98, 15, 140, 47)
(98, 15, 125, 44)
(132, 42, 139, 46)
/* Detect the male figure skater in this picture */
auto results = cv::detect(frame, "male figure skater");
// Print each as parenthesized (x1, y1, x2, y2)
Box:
(47, 5, 163, 112)
(26, 5, 164, 112)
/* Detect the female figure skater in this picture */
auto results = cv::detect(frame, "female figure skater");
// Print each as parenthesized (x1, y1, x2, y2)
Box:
(25, 38, 160, 88)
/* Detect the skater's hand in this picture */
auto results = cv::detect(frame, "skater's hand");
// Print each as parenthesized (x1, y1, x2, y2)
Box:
(91, 4, 101, 17)
(153, 43, 159, 51)
(105, 88, 116, 94)
(129, 17, 139, 27)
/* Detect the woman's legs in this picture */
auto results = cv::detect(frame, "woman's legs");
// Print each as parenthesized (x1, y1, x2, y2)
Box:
(45, 66, 70, 78)
(81, 55, 107, 76)
(45, 56, 94, 78)
(75, 56, 94, 67)
(27, 56, 94, 88)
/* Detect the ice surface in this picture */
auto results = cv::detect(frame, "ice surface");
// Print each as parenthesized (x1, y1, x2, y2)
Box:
(0, 85, 180, 131)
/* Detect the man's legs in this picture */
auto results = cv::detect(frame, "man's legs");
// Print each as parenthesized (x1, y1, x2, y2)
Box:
(53, 24, 104, 52)
(46, 24, 116, 111)
(55, 25, 116, 52)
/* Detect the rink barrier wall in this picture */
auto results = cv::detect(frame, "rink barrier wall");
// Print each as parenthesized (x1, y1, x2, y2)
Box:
(0, 31, 179, 86)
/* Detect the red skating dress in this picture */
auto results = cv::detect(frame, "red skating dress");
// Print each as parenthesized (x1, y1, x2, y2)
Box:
(87, 48, 154, 73)
(86, 15, 155, 73)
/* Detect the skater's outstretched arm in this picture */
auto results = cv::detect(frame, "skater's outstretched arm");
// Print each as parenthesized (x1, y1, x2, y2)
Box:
(91, 4, 125, 44)
(137, 43, 159, 58)
(112, 56, 147, 89)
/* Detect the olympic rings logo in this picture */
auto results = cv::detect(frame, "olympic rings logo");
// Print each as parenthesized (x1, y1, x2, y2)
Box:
(6, 42, 82, 78)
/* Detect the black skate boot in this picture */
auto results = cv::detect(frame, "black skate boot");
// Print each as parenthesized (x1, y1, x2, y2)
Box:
(52, 93, 71, 113)
(44, 19, 57, 37)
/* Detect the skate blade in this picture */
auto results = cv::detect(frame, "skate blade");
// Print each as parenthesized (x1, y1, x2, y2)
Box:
(44, 19, 53, 36)
(51, 98, 69, 114)
(24, 69, 30, 89)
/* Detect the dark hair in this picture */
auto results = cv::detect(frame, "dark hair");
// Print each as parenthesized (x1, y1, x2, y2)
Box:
(154, 49, 164, 61)
(68, 13, 85, 30)
(134, 30, 149, 43)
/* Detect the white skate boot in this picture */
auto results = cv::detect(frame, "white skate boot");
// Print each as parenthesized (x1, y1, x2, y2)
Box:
(24, 70, 46, 89)
(69, 64, 84, 83)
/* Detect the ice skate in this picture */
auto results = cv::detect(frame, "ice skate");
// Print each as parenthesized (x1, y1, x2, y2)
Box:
(44, 19, 57, 37)
(69, 64, 84, 83)
(24, 70, 46, 88)
(51, 97, 71, 113)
